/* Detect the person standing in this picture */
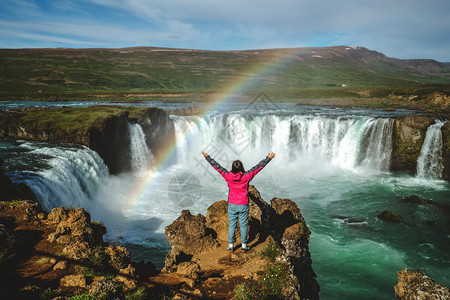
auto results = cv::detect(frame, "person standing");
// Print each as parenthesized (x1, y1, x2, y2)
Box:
(201, 151, 275, 252)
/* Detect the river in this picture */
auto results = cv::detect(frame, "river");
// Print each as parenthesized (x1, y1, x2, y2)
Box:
(1, 101, 449, 299)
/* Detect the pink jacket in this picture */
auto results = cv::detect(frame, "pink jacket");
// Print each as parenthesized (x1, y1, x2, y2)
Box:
(205, 155, 271, 205)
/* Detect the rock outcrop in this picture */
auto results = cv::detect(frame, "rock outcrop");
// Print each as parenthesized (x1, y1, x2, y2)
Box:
(377, 210, 404, 223)
(164, 185, 320, 299)
(0, 106, 175, 174)
(441, 121, 450, 181)
(391, 115, 435, 173)
(395, 268, 450, 299)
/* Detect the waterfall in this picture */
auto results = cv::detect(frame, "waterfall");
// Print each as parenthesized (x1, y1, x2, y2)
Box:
(127, 122, 153, 172)
(172, 114, 395, 172)
(417, 121, 446, 179)
(9, 145, 109, 212)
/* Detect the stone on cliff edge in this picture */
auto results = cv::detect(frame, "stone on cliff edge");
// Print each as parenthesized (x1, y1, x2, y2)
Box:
(47, 207, 105, 260)
(394, 268, 450, 299)
(391, 115, 435, 173)
(165, 210, 219, 258)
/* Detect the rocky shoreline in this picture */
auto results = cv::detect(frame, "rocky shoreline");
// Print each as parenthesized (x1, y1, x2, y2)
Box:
(1, 185, 449, 299)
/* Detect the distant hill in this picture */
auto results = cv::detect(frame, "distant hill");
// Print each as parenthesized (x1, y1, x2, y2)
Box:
(0, 46, 449, 97)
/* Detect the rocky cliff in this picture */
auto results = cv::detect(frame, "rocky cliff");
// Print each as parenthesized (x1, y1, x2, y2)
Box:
(395, 268, 450, 300)
(391, 114, 435, 173)
(441, 122, 450, 180)
(163, 185, 320, 299)
(0, 106, 174, 174)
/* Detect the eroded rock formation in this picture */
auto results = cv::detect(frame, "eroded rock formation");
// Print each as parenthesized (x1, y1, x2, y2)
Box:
(395, 268, 450, 299)
(391, 115, 435, 173)
(164, 185, 320, 299)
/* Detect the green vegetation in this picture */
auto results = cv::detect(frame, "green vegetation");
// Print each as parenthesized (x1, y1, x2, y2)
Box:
(38, 288, 63, 300)
(125, 287, 149, 300)
(258, 241, 281, 262)
(0, 47, 449, 101)
(67, 292, 96, 300)
(234, 262, 290, 300)
(234, 242, 290, 300)
(75, 247, 115, 279)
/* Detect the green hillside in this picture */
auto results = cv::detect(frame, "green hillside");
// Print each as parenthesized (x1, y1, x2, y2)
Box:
(0, 46, 449, 101)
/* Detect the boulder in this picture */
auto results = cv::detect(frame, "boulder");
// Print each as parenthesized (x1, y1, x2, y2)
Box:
(60, 274, 87, 288)
(47, 207, 104, 260)
(394, 268, 450, 299)
(377, 210, 404, 223)
(117, 264, 138, 290)
(104, 245, 131, 271)
(391, 115, 435, 173)
(165, 210, 219, 256)
(88, 278, 124, 299)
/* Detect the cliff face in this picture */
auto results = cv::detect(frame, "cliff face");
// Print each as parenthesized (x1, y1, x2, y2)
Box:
(391, 115, 435, 173)
(395, 268, 450, 299)
(0, 106, 175, 174)
(164, 185, 320, 299)
(441, 122, 450, 180)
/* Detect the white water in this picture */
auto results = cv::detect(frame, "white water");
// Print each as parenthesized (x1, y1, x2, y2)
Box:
(417, 121, 446, 179)
(10, 144, 109, 212)
(173, 114, 394, 173)
(3, 107, 449, 299)
(127, 122, 154, 172)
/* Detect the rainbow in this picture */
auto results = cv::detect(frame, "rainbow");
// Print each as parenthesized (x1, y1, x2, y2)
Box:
(122, 48, 304, 212)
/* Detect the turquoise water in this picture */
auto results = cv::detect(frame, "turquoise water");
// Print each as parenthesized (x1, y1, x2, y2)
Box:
(1, 101, 448, 299)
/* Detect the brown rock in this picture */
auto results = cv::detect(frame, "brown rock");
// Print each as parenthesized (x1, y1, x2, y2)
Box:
(53, 260, 68, 270)
(60, 274, 87, 288)
(377, 210, 404, 223)
(117, 264, 138, 290)
(105, 245, 131, 271)
(391, 115, 435, 173)
(165, 210, 218, 256)
(395, 268, 450, 299)
(176, 261, 200, 280)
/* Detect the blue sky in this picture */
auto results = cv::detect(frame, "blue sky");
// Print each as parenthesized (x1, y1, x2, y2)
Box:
(1, 0, 449, 61)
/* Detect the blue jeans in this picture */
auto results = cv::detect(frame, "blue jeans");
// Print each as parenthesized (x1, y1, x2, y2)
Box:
(228, 203, 249, 244)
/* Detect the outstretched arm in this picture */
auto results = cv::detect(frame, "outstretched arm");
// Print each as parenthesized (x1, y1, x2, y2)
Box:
(244, 152, 275, 181)
(202, 151, 229, 176)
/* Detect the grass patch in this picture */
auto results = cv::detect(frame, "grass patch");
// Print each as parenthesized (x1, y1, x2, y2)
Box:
(75, 247, 115, 279)
(258, 241, 282, 262)
(67, 292, 96, 300)
(125, 286, 149, 300)
(234, 261, 290, 300)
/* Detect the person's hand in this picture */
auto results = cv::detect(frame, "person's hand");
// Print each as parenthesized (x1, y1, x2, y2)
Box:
(202, 151, 208, 157)
(268, 152, 275, 159)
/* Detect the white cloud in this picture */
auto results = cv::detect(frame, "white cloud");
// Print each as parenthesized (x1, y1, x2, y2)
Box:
(0, 0, 449, 60)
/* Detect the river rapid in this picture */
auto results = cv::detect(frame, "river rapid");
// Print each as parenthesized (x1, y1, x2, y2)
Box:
(1, 101, 449, 299)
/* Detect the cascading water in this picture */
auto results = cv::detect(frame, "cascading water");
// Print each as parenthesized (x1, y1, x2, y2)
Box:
(417, 121, 446, 179)
(1, 102, 449, 300)
(172, 114, 394, 173)
(127, 122, 153, 172)
(7, 143, 109, 212)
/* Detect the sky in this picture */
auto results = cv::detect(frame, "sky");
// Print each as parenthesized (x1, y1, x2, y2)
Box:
(1, 0, 449, 62)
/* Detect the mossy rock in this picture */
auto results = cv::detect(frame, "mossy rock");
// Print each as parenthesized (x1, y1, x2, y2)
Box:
(377, 210, 404, 223)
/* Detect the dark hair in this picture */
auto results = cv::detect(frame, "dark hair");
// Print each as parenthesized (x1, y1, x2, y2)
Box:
(231, 160, 245, 174)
